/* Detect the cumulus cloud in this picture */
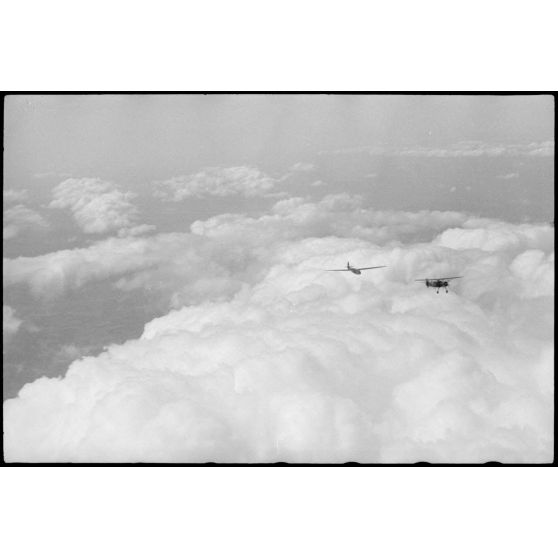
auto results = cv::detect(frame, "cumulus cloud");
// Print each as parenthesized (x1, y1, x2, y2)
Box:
(435, 221, 555, 253)
(3, 189, 28, 204)
(3, 305, 22, 340)
(3, 234, 183, 299)
(3, 204, 49, 239)
(49, 178, 146, 235)
(3, 232, 242, 305)
(3, 195, 482, 304)
(4, 196, 554, 463)
(154, 166, 282, 200)
(191, 194, 485, 248)
(5, 193, 553, 312)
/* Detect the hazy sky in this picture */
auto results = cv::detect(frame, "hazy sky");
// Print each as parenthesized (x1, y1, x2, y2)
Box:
(3, 94, 554, 462)
(4, 95, 554, 219)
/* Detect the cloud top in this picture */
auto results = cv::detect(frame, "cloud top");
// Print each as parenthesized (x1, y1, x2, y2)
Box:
(49, 178, 142, 235)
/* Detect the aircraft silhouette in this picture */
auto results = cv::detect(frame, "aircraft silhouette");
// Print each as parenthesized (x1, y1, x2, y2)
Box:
(327, 261, 387, 275)
(415, 276, 463, 293)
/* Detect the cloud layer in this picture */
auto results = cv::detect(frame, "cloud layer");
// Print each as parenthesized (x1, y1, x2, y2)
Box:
(326, 140, 554, 158)
(3, 195, 479, 303)
(154, 167, 280, 200)
(3, 195, 554, 462)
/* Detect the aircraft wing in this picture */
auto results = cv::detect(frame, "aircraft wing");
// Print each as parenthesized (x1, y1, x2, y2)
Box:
(355, 265, 387, 271)
(415, 276, 462, 281)
(327, 269, 350, 271)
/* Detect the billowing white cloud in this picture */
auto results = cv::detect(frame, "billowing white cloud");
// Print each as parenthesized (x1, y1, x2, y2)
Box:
(3, 234, 187, 299)
(154, 166, 280, 200)
(3, 305, 22, 339)
(2, 195, 475, 303)
(3, 204, 49, 239)
(3, 189, 28, 204)
(3, 195, 554, 463)
(5, 194, 553, 307)
(435, 221, 554, 253)
(49, 178, 144, 235)
(3, 232, 241, 305)
(190, 195, 496, 252)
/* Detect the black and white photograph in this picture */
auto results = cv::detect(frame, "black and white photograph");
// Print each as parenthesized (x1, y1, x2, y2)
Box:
(3, 2, 557, 556)
(3, 93, 554, 464)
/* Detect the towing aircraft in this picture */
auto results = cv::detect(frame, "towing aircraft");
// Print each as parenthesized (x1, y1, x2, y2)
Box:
(415, 276, 463, 293)
(327, 261, 387, 275)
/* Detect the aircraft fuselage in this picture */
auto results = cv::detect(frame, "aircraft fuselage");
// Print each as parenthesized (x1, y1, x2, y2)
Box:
(350, 268, 362, 275)
(426, 279, 448, 288)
